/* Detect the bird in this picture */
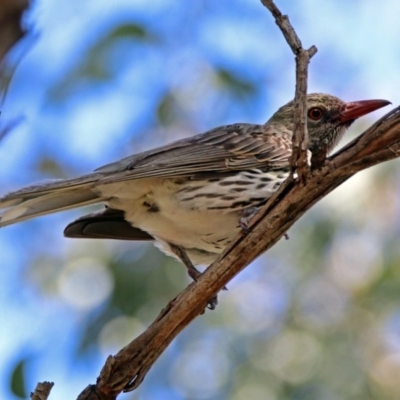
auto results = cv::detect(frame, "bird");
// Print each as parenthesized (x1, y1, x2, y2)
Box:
(0, 93, 390, 287)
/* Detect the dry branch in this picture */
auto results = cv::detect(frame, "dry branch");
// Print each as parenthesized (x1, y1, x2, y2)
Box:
(0, 0, 31, 142)
(0, 0, 29, 63)
(18, 1, 393, 399)
(75, 106, 400, 400)
(261, 0, 317, 182)
(30, 381, 54, 400)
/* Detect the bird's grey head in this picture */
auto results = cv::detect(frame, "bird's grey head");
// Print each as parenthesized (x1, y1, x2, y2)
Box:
(267, 93, 390, 154)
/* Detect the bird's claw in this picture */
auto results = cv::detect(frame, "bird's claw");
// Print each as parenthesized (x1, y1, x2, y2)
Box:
(239, 207, 260, 232)
(188, 268, 223, 309)
(207, 295, 218, 310)
(169, 243, 222, 310)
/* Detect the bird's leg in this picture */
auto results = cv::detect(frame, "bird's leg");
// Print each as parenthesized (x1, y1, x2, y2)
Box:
(168, 243, 218, 310)
(169, 243, 202, 281)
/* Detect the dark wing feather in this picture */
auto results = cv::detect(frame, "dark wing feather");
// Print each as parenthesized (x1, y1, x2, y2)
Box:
(64, 208, 153, 241)
(96, 123, 292, 183)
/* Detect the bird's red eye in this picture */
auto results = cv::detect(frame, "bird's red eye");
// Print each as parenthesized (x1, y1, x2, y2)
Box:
(308, 107, 323, 121)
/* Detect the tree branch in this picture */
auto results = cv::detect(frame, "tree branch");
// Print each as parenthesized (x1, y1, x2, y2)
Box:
(260, 0, 317, 182)
(0, 0, 29, 63)
(30, 381, 54, 400)
(75, 106, 400, 399)
(34, 1, 393, 399)
(0, 0, 31, 142)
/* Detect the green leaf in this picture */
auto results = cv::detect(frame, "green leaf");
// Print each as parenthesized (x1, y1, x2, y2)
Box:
(157, 92, 185, 127)
(10, 358, 27, 399)
(214, 68, 256, 98)
(109, 24, 153, 41)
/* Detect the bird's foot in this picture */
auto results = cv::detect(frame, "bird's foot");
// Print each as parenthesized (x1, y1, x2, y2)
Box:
(169, 243, 219, 310)
(239, 207, 260, 232)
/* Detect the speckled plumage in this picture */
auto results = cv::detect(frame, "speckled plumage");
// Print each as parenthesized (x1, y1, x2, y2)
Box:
(0, 94, 390, 268)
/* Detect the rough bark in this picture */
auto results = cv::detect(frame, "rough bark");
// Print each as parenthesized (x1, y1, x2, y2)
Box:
(75, 0, 400, 398)
(76, 105, 400, 400)
(30, 381, 54, 400)
(0, 0, 29, 63)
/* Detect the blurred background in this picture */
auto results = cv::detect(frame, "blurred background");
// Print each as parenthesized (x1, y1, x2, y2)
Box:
(1, 0, 400, 399)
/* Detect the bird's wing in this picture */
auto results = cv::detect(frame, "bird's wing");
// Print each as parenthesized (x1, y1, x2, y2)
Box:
(0, 123, 291, 227)
(64, 207, 153, 241)
(96, 123, 292, 183)
(0, 123, 291, 210)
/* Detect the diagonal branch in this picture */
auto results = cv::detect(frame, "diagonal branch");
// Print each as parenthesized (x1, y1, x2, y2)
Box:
(71, 2, 398, 399)
(76, 106, 400, 400)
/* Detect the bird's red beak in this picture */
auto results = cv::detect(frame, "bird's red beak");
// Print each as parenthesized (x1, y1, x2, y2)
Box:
(338, 99, 391, 123)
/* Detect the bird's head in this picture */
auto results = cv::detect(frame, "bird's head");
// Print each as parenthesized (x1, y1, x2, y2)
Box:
(268, 93, 391, 154)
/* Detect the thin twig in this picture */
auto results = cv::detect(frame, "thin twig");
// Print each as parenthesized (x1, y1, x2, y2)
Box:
(0, 114, 24, 142)
(260, 0, 317, 182)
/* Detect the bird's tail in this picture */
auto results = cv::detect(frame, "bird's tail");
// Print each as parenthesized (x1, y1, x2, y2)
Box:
(0, 173, 105, 227)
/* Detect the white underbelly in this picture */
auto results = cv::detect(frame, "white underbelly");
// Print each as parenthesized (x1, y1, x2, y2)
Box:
(97, 170, 285, 265)
(98, 178, 242, 264)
